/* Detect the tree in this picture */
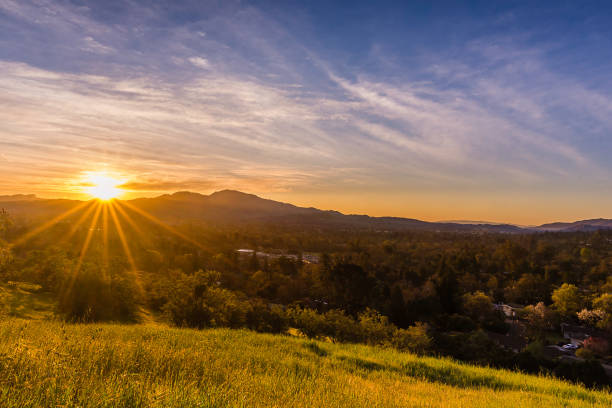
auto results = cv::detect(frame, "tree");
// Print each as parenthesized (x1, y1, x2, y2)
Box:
(504, 274, 548, 305)
(583, 336, 609, 357)
(577, 308, 605, 327)
(592, 293, 612, 332)
(551, 284, 582, 319)
(462, 291, 495, 325)
(388, 286, 408, 328)
(435, 258, 459, 314)
(326, 262, 373, 313)
(523, 302, 556, 338)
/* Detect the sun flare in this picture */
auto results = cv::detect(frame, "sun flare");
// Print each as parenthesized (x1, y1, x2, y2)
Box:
(83, 172, 125, 200)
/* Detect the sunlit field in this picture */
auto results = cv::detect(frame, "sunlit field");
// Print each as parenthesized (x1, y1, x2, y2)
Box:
(0, 318, 609, 408)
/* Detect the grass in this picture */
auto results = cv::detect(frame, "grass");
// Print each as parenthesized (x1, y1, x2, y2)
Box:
(0, 318, 610, 407)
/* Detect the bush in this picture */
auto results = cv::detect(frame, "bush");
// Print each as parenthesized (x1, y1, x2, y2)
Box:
(324, 309, 361, 343)
(164, 279, 250, 329)
(287, 306, 329, 339)
(288, 306, 433, 352)
(246, 300, 288, 333)
(357, 308, 394, 345)
(391, 322, 431, 354)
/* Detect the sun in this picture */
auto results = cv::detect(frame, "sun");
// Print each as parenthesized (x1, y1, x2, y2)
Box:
(83, 172, 125, 200)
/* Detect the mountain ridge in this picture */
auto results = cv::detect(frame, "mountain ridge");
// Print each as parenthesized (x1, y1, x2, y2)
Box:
(1, 190, 611, 233)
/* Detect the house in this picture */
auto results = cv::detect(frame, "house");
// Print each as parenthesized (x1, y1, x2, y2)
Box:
(560, 323, 603, 346)
(493, 303, 524, 319)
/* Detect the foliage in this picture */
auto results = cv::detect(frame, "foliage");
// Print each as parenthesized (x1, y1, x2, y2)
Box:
(552, 284, 582, 318)
(578, 308, 605, 327)
(461, 291, 494, 324)
(391, 322, 431, 354)
(523, 302, 557, 338)
(583, 337, 609, 357)
(357, 308, 394, 345)
(592, 293, 612, 332)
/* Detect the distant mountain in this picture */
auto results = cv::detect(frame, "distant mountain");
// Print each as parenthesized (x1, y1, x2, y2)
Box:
(1, 190, 611, 233)
(0, 194, 38, 201)
(124, 190, 526, 232)
(437, 220, 531, 227)
(534, 219, 612, 232)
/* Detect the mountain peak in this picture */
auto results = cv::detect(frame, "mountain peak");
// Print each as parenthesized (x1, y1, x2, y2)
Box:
(170, 191, 205, 199)
(209, 189, 257, 198)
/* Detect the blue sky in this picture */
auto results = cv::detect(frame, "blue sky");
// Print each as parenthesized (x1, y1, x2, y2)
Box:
(1, 0, 612, 223)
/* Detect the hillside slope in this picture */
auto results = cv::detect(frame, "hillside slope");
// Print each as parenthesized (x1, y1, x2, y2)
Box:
(0, 319, 609, 407)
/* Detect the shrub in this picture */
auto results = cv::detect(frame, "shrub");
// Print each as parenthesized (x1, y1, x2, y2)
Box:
(287, 306, 329, 339)
(164, 281, 250, 329)
(246, 300, 288, 333)
(391, 322, 431, 354)
(357, 308, 394, 346)
(324, 309, 361, 343)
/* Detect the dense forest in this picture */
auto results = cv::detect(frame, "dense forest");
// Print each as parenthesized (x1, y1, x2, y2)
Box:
(0, 205, 610, 388)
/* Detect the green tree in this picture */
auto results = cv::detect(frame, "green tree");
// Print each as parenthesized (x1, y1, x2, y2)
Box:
(462, 291, 495, 325)
(551, 283, 582, 319)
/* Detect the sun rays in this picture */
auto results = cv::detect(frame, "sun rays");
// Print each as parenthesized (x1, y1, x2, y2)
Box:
(9, 193, 205, 296)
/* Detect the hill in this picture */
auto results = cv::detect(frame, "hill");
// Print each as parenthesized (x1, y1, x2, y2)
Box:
(0, 191, 524, 233)
(0, 318, 610, 407)
(535, 219, 612, 232)
(2, 190, 612, 232)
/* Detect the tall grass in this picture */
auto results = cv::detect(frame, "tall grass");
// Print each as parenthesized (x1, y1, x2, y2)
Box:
(0, 319, 609, 407)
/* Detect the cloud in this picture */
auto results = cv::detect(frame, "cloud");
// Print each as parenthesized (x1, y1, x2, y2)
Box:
(82, 36, 114, 55)
(188, 57, 209, 69)
(120, 179, 216, 192)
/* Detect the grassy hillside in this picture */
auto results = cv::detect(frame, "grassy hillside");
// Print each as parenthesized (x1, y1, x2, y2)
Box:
(0, 319, 609, 408)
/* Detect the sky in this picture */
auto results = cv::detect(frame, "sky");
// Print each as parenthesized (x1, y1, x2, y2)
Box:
(1, 0, 612, 224)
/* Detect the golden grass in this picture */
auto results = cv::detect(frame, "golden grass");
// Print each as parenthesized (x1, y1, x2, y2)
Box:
(0, 319, 609, 407)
